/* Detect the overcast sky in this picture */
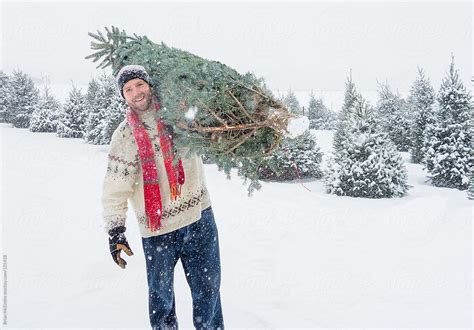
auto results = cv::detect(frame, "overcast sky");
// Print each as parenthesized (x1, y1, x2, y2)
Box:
(1, 1, 472, 108)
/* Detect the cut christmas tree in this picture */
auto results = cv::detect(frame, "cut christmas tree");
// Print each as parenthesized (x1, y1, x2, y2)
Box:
(86, 26, 305, 192)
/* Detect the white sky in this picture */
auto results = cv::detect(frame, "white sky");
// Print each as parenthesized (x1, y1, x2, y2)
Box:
(1, 0, 472, 109)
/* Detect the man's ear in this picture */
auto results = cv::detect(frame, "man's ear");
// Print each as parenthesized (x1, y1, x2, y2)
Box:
(151, 91, 159, 105)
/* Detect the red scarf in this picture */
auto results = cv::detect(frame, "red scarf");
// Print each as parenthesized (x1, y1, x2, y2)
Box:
(126, 102, 185, 231)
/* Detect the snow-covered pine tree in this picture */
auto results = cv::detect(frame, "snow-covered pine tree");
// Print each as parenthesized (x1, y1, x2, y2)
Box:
(325, 95, 408, 198)
(308, 92, 337, 129)
(0, 71, 10, 123)
(7, 70, 39, 128)
(422, 57, 472, 190)
(257, 130, 323, 181)
(375, 82, 412, 152)
(84, 74, 119, 145)
(469, 178, 474, 199)
(469, 118, 474, 199)
(96, 91, 126, 144)
(84, 78, 106, 144)
(283, 89, 302, 116)
(469, 171, 474, 199)
(257, 90, 323, 181)
(57, 85, 88, 138)
(85, 78, 100, 106)
(308, 93, 319, 128)
(333, 73, 359, 153)
(82, 78, 99, 135)
(469, 77, 474, 199)
(407, 67, 436, 163)
(29, 79, 61, 132)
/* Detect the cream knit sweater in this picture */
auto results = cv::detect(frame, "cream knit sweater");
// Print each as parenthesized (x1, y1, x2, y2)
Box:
(101, 109, 212, 238)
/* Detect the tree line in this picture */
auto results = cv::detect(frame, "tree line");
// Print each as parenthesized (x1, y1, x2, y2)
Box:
(0, 56, 472, 199)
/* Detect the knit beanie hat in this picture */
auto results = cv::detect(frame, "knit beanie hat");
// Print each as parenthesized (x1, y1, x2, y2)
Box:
(116, 65, 153, 98)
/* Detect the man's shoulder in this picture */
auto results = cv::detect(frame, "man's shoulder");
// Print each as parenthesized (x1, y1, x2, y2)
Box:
(112, 119, 132, 141)
(108, 119, 138, 158)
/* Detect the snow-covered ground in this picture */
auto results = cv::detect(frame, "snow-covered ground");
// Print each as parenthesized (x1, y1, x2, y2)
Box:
(1, 124, 471, 328)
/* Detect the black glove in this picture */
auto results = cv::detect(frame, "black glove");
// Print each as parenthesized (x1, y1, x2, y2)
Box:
(108, 226, 134, 269)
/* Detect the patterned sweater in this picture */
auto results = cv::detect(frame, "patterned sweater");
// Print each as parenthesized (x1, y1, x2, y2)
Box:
(102, 109, 212, 238)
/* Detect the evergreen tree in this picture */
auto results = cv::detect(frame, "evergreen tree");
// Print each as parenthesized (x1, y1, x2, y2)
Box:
(333, 74, 359, 153)
(325, 96, 408, 198)
(283, 89, 302, 116)
(308, 92, 337, 129)
(84, 74, 124, 144)
(84, 77, 107, 144)
(83, 78, 99, 135)
(86, 78, 100, 106)
(376, 82, 412, 151)
(407, 68, 436, 163)
(468, 118, 474, 198)
(308, 93, 319, 127)
(257, 130, 323, 181)
(29, 80, 60, 132)
(469, 77, 474, 199)
(0, 71, 10, 123)
(422, 57, 472, 190)
(469, 172, 474, 199)
(6, 70, 39, 128)
(57, 85, 88, 138)
(95, 91, 126, 144)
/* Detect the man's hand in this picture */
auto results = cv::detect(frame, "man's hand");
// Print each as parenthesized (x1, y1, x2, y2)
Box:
(108, 226, 134, 269)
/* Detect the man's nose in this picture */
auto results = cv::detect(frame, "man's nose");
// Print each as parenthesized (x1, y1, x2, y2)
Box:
(130, 88, 139, 99)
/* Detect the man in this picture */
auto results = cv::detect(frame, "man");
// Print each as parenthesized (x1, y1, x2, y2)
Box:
(102, 64, 224, 329)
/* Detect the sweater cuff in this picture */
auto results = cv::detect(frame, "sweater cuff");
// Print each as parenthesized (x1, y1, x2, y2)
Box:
(108, 225, 126, 237)
(103, 215, 126, 234)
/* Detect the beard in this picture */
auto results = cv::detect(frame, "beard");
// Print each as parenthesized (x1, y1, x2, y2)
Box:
(127, 91, 153, 113)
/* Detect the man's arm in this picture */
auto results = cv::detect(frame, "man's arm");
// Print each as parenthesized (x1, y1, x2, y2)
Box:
(102, 124, 139, 268)
(101, 124, 138, 233)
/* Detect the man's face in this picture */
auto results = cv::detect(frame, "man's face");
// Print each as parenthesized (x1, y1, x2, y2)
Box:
(122, 78, 153, 114)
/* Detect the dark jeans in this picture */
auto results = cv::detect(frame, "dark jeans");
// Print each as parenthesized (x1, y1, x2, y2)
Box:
(142, 207, 224, 330)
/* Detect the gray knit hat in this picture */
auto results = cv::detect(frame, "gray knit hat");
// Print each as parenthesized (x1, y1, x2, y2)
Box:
(116, 65, 153, 98)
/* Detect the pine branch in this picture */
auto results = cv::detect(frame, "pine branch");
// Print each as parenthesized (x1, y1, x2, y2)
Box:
(224, 128, 258, 155)
(227, 90, 253, 120)
(85, 26, 132, 69)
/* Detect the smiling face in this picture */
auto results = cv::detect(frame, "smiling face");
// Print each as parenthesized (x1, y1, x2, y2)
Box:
(122, 78, 153, 114)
